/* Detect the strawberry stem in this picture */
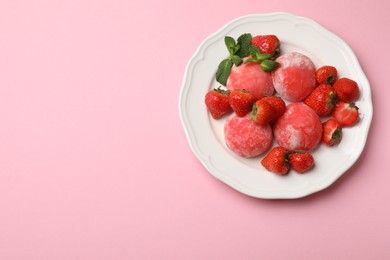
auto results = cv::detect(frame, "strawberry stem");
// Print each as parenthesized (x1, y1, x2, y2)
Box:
(325, 75, 336, 85)
(331, 128, 342, 145)
(215, 86, 230, 95)
(250, 103, 258, 120)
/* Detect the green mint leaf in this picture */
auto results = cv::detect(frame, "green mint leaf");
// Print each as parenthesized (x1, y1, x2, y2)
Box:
(233, 44, 240, 54)
(224, 36, 237, 55)
(260, 59, 280, 72)
(228, 45, 240, 57)
(236, 33, 252, 58)
(255, 53, 272, 61)
(246, 45, 273, 63)
(231, 55, 242, 66)
(249, 45, 261, 57)
(216, 58, 233, 85)
(244, 57, 258, 64)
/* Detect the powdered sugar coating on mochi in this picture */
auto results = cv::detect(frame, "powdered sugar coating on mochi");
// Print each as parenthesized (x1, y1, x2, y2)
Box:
(272, 52, 316, 102)
(273, 103, 322, 152)
(224, 114, 273, 158)
(226, 58, 275, 99)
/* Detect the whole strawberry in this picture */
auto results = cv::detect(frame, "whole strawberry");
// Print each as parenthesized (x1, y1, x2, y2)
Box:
(315, 65, 338, 85)
(261, 146, 290, 175)
(204, 87, 231, 119)
(261, 96, 286, 124)
(304, 83, 336, 117)
(250, 99, 275, 125)
(289, 152, 314, 173)
(332, 102, 359, 127)
(334, 78, 360, 103)
(251, 35, 280, 58)
(322, 118, 343, 146)
(228, 89, 256, 117)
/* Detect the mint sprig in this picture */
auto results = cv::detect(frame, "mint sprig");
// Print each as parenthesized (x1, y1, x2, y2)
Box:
(236, 33, 252, 58)
(245, 45, 280, 72)
(215, 33, 252, 85)
(216, 59, 233, 86)
(260, 59, 280, 72)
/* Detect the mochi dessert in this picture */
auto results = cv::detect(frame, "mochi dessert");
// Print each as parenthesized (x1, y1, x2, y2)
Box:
(224, 114, 273, 157)
(272, 52, 316, 102)
(226, 58, 275, 99)
(273, 103, 322, 152)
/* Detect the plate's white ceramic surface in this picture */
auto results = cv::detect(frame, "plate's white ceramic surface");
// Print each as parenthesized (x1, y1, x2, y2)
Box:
(179, 13, 373, 199)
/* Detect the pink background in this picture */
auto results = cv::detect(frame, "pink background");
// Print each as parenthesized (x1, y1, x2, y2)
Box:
(0, 0, 389, 259)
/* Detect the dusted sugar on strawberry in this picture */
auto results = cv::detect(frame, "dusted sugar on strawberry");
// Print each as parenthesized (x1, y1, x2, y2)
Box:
(224, 114, 273, 157)
(272, 52, 316, 102)
(273, 103, 322, 152)
(226, 58, 275, 99)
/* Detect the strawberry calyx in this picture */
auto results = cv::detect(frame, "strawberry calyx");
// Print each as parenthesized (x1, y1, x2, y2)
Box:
(250, 102, 259, 119)
(283, 151, 291, 167)
(250, 100, 275, 125)
(328, 91, 337, 110)
(273, 43, 280, 58)
(322, 118, 343, 146)
(329, 127, 342, 146)
(235, 89, 250, 94)
(326, 127, 343, 146)
(315, 65, 338, 86)
(349, 102, 358, 109)
(325, 74, 337, 85)
(214, 86, 230, 95)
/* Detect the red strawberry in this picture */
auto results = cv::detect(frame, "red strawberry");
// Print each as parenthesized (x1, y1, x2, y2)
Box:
(261, 146, 290, 175)
(304, 83, 336, 117)
(334, 78, 360, 103)
(289, 152, 314, 174)
(228, 89, 256, 117)
(250, 99, 275, 125)
(322, 118, 343, 146)
(204, 87, 231, 119)
(251, 35, 280, 58)
(332, 102, 359, 127)
(315, 65, 338, 85)
(261, 96, 286, 124)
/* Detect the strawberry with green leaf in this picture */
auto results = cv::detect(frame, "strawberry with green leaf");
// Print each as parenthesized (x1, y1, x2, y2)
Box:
(322, 118, 343, 146)
(228, 89, 256, 117)
(304, 83, 336, 117)
(261, 96, 286, 123)
(204, 87, 231, 119)
(250, 99, 275, 125)
(251, 35, 280, 59)
(261, 146, 290, 175)
(316, 65, 338, 85)
(332, 102, 359, 127)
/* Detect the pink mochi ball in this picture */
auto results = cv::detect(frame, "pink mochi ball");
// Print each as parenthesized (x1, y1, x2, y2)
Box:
(224, 114, 273, 158)
(272, 52, 316, 102)
(226, 58, 275, 99)
(273, 103, 322, 152)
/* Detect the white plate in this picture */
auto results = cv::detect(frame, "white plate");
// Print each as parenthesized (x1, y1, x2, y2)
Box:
(179, 13, 373, 199)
